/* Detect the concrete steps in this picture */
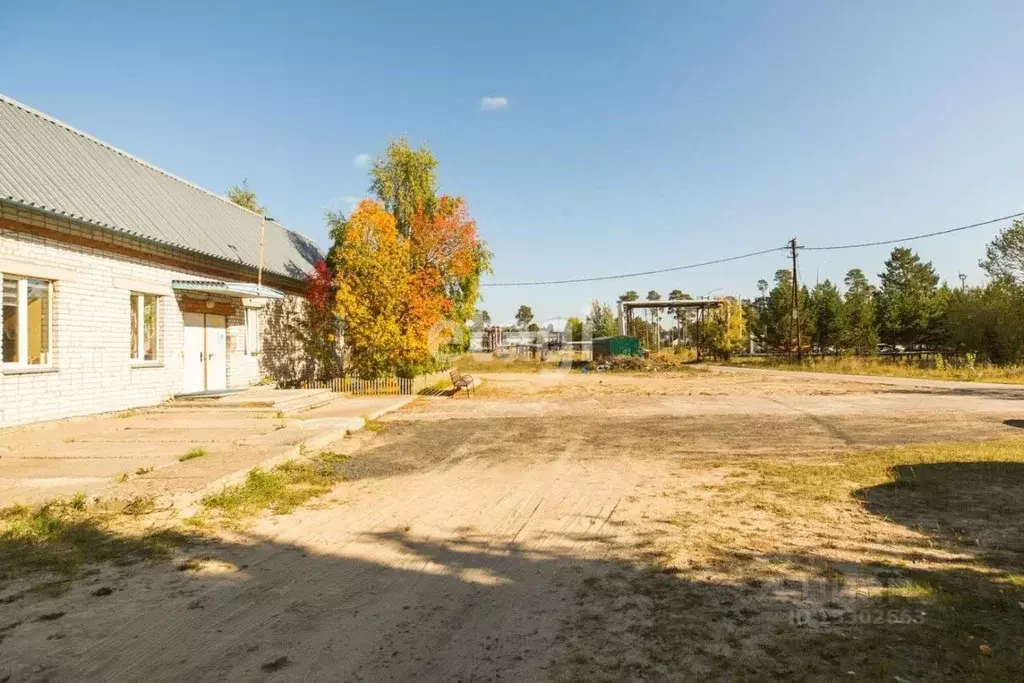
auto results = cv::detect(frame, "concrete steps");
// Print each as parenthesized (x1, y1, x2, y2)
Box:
(161, 388, 341, 416)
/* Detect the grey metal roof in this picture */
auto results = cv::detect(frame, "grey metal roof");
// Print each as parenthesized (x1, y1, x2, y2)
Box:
(171, 280, 284, 299)
(0, 94, 321, 281)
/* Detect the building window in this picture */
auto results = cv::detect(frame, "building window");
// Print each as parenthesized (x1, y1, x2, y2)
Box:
(130, 293, 159, 362)
(2, 276, 52, 367)
(245, 307, 261, 355)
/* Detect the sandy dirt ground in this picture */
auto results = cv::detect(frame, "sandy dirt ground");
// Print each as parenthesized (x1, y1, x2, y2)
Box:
(2, 369, 1023, 680)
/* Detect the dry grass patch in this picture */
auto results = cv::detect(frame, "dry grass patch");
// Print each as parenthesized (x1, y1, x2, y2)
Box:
(363, 419, 385, 433)
(604, 440, 1024, 680)
(178, 447, 207, 462)
(727, 355, 1024, 384)
(455, 357, 564, 374)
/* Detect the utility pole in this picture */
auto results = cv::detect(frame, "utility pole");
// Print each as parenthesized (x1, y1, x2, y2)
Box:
(258, 215, 275, 292)
(789, 238, 802, 361)
(958, 272, 967, 292)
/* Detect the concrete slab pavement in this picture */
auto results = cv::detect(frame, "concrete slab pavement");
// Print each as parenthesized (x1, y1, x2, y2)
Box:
(0, 393, 417, 508)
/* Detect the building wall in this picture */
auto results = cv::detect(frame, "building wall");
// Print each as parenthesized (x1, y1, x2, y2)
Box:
(0, 207, 305, 427)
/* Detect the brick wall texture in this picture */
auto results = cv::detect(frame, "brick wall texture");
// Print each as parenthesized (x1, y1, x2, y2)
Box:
(0, 206, 307, 427)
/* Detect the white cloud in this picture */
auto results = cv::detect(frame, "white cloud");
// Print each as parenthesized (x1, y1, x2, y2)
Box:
(353, 153, 372, 168)
(479, 96, 509, 111)
(325, 195, 363, 214)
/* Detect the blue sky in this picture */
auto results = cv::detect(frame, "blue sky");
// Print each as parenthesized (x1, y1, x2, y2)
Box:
(3, 1, 1024, 325)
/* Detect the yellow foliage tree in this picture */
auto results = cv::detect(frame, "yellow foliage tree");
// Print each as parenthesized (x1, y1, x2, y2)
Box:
(333, 200, 410, 378)
(723, 298, 746, 354)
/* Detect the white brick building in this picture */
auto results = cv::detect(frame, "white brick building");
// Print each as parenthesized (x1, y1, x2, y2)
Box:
(0, 94, 321, 427)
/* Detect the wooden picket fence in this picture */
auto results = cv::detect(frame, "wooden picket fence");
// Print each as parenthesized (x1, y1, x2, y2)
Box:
(301, 369, 451, 396)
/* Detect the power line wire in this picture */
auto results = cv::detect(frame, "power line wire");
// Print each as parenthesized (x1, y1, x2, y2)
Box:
(479, 246, 786, 287)
(478, 211, 1024, 288)
(802, 212, 1024, 252)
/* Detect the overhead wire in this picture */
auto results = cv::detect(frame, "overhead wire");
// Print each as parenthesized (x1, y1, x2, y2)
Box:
(479, 246, 787, 287)
(801, 212, 1024, 252)
(478, 211, 1024, 288)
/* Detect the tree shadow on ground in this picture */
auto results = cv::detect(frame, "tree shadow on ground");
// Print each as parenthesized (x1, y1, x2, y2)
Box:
(0, 518, 810, 680)
(3, 462, 1024, 680)
(857, 462, 1024, 569)
(842, 462, 1024, 677)
(887, 386, 1024, 401)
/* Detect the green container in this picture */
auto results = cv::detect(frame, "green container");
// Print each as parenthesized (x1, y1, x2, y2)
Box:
(592, 336, 641, 360)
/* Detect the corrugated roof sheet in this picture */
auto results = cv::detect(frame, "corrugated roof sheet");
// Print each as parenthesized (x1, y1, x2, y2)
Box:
(0, 94, 321, 281)
(171, 280, 285, 299)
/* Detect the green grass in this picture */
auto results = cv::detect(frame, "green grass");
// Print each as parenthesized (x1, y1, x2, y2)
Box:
(1, 451, 353, 586)
(201, 450, 349, 519)
(135, 467, 154, 476)
(178, 448, 207, 462)
(363, 419, 385, 433)
(0, 495, 186, 584)
(725, 355, 1024, 384)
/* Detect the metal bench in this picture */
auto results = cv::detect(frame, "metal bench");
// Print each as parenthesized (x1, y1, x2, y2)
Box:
(449, 368, 475, 396)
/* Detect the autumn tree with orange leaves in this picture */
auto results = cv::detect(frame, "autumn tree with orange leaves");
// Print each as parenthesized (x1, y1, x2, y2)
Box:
(331, 142, 490, 378)
(333, 200, 410, 378)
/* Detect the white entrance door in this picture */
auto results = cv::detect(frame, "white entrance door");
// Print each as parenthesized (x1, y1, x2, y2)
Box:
(204, 314, 227, 391)
(182, 312, 228, 393)
(182, 312, 206, 394)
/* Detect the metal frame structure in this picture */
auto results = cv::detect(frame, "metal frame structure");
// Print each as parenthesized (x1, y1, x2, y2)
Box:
(617, 298, 729, 339)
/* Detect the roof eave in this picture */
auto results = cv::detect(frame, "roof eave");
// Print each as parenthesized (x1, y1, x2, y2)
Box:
(0, 198, 309, 283)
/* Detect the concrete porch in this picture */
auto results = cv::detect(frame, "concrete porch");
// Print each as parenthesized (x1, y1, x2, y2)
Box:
(0, 393, 415, 508)
(167, 387, 340, 415)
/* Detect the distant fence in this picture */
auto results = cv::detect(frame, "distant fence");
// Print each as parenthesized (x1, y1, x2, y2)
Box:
(301, 369, 451, 396)
(742, 350, 947, 362)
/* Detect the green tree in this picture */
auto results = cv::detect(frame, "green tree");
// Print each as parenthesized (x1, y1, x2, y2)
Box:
(808, 280, 845, 352)
(627, 316, 653, 347)
(515, 305, 534, 328)
(226, 179, 263, 215)
(324, 210, 347, 266)
(527, 323, 540, 332)
(943, 281, 1024, 364)
(841, 268, 878, 354)
(761, 269, 808, 352)
(472, 310, 491, 331)
(369, 137, 438, 237)
(980, 218, 1024, 285)
(586, 301, 618, 338)
(644, 290, 662, 347)
(751, 279, 769, 349)
(667, 289, 691, 342)
(618, 290, 639, 302)
(565, 316, 584, 342)
(688, 313, 724, 360)
(876, 247, 940, 349)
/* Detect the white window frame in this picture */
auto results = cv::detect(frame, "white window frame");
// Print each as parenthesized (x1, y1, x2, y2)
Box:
(245, 307, 261, 355)
(130, 292, 161, 363)
(1, 274, 53, 369)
